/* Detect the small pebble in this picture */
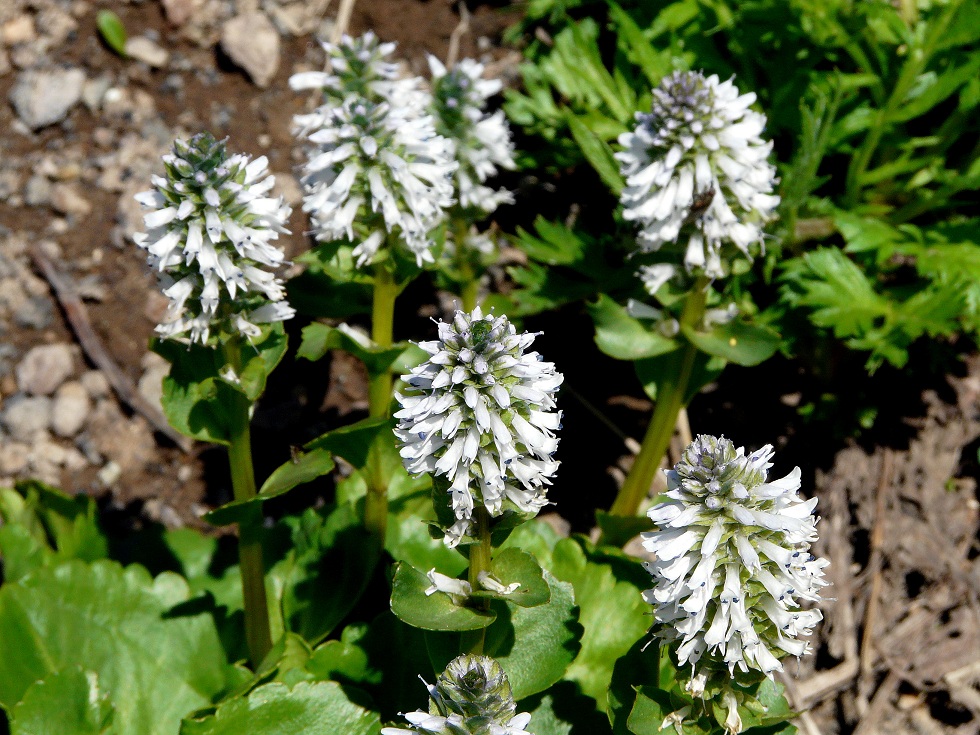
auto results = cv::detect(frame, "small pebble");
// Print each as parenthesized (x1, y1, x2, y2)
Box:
(51, 381, 91, 437)
(1, 394, 52, 440)
(220, 12, 280, 88)
(9, 67, 86, 130)
(16, 343, 74, 395)
(125, 36, 169, 68)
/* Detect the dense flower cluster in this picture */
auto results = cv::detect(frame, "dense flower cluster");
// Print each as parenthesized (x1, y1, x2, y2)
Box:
(427, 56, 515, 214)
(289, 31, 420, 109)
(617, 71, 779, 278)
(382, 655, 533, 735)
(395, 308, 563, 547)
(133, 132, 293, 345)
(291, 33, 456, 268)
(641, 435, 828, 683)
(293, 95, 456, 267)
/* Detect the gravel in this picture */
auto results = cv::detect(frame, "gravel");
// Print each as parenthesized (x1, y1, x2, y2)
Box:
(9, 67, 86, 130)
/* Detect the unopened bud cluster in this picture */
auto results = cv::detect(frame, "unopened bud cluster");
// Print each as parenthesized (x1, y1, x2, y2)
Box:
(382, 655, 533, 735)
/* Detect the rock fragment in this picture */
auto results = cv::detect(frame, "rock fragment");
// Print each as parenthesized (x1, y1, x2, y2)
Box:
(220, 12, 280, 88)
(51, 381, 91, 437)
(125, 36, 169, 68)
(1, 395, 52, 440)
(9, 67, 85, 130)
(16, 344, 75, 396)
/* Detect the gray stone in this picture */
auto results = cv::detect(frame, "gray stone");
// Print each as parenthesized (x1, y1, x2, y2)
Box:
(13, 295, 54, 329)
(220, 12, 280, 88)
(161, 0, 198, 26)
(51, 381, 90, 437)
(50, 183, 92, 216)
(79, 370, 111, 400)
(125, 37, 169, 68)
(16, 343, 74, 395)
(138, 352, 169, 412)
(1, 394, 52, 440)
(0, 441, 30, 475)
(81, 75, 112, 111)
(9, 67, 86, 130)
(23, 174, 51, 206)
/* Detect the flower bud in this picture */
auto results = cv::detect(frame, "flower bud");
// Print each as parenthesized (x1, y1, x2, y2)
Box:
(382, 655, 533, 735)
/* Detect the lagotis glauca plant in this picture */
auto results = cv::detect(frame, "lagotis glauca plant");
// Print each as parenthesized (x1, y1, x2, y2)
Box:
(0, 14, 864, 735)
(133, 132, 294, 666)
(608, 70, 781, 520)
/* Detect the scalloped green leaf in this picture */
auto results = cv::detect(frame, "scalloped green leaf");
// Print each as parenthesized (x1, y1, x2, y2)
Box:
(589, 295, 679, 361)
(486, 547, 550, 607)
(628, 687, 704, 735)
(567, 114, 625, 194)
(275, 502, 382, 643)
(303, 416, 391, 469)
(485, 571, 580, 700)
(608, 639, 669, 735)
(0, 481, 108, 583)
(180, 681, 381, 735)
(152, 325, 287, 445)
(9, 667, 113, 735)
(386, 489, 467, 578)
(681, 319, 781, 367)
(390, 562, 496, 631)
(0, 560, 234, 735)
(549, 538, 651, 704)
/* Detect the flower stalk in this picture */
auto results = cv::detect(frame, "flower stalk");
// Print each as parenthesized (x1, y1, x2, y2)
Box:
(610, 276, 709, 517)
(460, 506, 493, 655)
(364, 262, 399, 542)
(222, 337, 273, 667)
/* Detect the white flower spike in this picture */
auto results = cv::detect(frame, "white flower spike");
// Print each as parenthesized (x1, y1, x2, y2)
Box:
(293, 95, 457, 268)
(641, 435, 828, 684)
(617, 71, 779, 278)
(133, 132, 294, 345)
(289, 31, 424, 113)
(428, 56, 515, 215)
(395, 307, 563, 547)
(381, 655, 534, 735)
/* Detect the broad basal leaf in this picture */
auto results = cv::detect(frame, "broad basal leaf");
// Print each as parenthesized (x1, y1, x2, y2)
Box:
(548, 538, 651, 704)
(0, 560, 234, 735)
(180, 681, 380, 735)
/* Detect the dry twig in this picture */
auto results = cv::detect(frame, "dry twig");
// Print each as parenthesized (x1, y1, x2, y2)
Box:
(30, 246, 193, 453)
(446, 1, 472, 68)
(331, 0, 357, 43)
(858, 449, 894, 710)
(852, 670, 901, 735)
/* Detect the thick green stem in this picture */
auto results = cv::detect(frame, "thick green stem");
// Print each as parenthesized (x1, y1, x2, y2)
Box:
(460, 507, 493, 655)
(609, 279, 709, 517)
(364, 263, 399, 542)
(368, 264, 397, 418)
(222, 340, 273, 667)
